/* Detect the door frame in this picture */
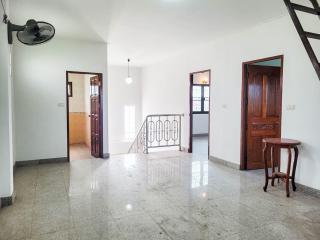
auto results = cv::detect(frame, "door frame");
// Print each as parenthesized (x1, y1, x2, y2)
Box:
(240, 55, 284, 170)
(66, 71, 104, 162)
(188, 69, 211, 155)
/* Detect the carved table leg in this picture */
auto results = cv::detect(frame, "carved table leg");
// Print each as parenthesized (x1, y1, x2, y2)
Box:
(271, 146, 275, 187)
(263, 143, 269, 192)
(277, 146, 281, 184)
(292, 147, 299, 192)
(286, 147, 292, 197)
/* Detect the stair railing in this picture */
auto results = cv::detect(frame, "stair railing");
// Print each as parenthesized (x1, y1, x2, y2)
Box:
(284, 0, 320, 80)
(128, 118, 148, 154)
(128, 114, 184, 154)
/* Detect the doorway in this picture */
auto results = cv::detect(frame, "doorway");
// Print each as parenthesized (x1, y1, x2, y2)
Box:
(189, 70, 211, 157)
(66, 71, 103, 161)
(240, 56, 283, 170)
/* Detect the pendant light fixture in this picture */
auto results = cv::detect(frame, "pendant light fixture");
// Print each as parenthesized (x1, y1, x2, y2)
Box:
(125, 58, 133, 84)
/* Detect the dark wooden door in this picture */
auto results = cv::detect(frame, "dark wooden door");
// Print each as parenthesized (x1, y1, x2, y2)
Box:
(246, 65, 281, 170)
(90, 76, 101, 158)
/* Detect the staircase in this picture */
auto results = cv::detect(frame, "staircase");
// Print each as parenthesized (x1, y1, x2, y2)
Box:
(128, 114, 184, 154)
(284, 0, 320, 80)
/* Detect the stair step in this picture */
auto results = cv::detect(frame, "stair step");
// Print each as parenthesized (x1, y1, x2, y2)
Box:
(291, 3, 319, 15)
(305, 31, 320, 40)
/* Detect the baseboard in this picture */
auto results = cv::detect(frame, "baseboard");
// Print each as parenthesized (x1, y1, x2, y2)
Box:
(193, 133, 209, 137)
(209, 156, 240, 170)
(102, 153, 110, 159)
(1, 191, 16, 208)
(296, 183, 320, 198)
(13, 161, 17, 174)
(15, 157, 68, 167)
(180, 146, 187, 152)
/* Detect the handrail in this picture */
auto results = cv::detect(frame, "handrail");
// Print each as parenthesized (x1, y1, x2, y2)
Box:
(146, 114, 184, 117)
(284, 0, 320, 80)
(128, 118, 147, 154)
(128, 113, 184, 154)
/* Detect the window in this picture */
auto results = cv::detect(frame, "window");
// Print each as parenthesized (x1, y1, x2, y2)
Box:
(192, 85, 209, 113)
(192, 86, 202, 112)
(90, 84, 99, 96)
(124, 105, 136, 141)
(67, 82, 73, 97)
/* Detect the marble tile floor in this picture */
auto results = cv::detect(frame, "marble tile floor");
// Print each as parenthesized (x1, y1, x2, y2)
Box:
(70, 144, 93, 161)
(1, 151, 319, 240)
(192, 136, 209, 157)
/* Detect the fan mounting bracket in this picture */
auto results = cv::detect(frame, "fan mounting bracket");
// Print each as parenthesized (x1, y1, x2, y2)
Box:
(7, 21, 25, 44)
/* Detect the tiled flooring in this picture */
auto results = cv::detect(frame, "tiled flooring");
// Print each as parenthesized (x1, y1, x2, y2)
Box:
(193, 136, 208, 157)
(1, 151, 320, 240)
(70, 144, 93, 161)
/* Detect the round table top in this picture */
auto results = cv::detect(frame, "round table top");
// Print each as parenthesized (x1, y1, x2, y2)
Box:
(263, 138, 301, 146)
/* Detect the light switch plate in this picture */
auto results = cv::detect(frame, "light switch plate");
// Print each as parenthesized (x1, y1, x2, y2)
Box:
(286, 104, 296, 111)
(57, 103, 65, 107)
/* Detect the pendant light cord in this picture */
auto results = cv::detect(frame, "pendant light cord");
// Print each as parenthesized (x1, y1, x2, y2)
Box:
(1, 0, 8, 23)
(127, 59, 130, 77)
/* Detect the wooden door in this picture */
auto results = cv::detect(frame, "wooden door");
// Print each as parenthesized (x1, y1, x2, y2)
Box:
(246, 65, 281, 170)
(90, 76, 101, 158)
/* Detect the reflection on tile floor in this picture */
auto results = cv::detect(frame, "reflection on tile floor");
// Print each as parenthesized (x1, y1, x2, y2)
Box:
(193, 136, 208, 157)
(1, 151, 320, 240)
(70, 144, 93, 161)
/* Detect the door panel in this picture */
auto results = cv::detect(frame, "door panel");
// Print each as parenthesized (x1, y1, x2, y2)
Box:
(246, 65, 281, 170)
(90, 76, 101, 158)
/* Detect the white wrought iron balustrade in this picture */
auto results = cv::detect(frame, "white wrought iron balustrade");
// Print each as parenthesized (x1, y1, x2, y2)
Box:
(128, 114, 184, 154)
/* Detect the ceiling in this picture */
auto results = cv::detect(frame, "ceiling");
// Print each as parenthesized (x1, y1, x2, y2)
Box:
(10, 0, 287, 66)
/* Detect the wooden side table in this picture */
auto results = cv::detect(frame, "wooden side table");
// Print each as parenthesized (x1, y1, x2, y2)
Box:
(262, 138, 301, 197)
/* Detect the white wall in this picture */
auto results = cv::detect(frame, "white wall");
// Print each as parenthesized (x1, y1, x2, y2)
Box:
(68, 74, 85, 113)
(193, 114, 209, 135)
(108, 66, 142, 154)
(0, 0, 14, 198)
(142, 15, 320, 190)
(13, 38, 109, 161)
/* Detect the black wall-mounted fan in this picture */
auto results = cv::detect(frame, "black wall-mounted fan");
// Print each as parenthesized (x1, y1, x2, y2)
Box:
(1, 0, 54, 45)
(7, 19, 55, 45)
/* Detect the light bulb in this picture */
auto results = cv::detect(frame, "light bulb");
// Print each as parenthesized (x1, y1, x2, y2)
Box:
(126, 77, 133, 85)
(126, 204, 133, 211)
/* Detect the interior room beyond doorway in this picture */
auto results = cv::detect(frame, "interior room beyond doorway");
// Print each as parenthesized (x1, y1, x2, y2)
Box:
(189, 70, 211, 157)
(66, 72, 102, 161)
